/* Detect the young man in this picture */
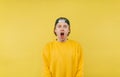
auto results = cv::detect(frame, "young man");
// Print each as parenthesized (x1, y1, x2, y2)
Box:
(41, 17, 83, 77)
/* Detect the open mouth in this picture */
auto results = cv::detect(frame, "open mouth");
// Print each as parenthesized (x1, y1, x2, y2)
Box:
(60, 33, 64, 39)
(60, 33, 64, 36)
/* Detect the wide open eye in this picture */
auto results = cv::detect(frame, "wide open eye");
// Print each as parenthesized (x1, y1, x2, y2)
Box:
(63, 25, 68, 28)
(57, 25, 61, 28)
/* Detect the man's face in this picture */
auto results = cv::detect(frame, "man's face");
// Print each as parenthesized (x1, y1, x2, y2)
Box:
(55, 22, 70, 41)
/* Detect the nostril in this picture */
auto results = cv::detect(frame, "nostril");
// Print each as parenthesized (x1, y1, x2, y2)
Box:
(60, 29, 64, 31)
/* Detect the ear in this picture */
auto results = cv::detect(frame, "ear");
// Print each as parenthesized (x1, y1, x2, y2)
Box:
(54, 28, 57, 32)
(68, 29, 70, 32)
(68, 27, 70, 32)
(54, 28, 57, 36)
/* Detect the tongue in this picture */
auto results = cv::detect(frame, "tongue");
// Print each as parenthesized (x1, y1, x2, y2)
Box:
(61, 35, 64, 38)
(60, 33, 64, 39)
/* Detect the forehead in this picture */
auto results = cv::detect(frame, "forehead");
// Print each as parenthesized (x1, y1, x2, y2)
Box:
(56, 22, 69, 26)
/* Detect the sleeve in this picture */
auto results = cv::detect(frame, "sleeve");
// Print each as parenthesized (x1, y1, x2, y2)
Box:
(40, 44, 51, 77)
(76, 44, 84, 77)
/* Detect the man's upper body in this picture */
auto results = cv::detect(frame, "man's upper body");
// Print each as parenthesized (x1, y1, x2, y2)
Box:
(41, 39, 83, 77)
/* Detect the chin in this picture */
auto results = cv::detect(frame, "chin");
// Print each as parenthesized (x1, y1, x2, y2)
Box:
(61, 38, 66, 41)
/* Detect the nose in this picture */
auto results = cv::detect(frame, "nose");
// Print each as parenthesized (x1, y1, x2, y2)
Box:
(61, 26, 65, 30)
(60, 28, 64, 31)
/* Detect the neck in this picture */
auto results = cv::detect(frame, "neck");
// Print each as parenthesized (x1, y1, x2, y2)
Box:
(57, 37, 67, 42)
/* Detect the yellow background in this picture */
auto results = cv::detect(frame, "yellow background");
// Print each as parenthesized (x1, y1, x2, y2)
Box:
(0, 0, 120, 77)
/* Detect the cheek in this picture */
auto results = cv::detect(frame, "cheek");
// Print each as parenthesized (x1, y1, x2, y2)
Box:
(65, 29, 70, 32)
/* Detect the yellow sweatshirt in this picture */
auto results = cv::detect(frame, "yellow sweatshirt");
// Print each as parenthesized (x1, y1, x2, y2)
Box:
(40, 40, 83, 77)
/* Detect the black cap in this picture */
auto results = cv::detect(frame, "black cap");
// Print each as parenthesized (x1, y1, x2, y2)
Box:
(55, 17, 70, 26)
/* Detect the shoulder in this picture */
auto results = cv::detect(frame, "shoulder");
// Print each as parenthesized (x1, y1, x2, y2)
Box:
(68, 39, 81, 45)
(43, 40, 56, 48)
(41, 41, 55, 54)
(68, 39, 82, 49)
